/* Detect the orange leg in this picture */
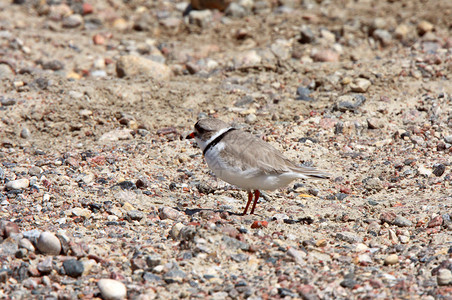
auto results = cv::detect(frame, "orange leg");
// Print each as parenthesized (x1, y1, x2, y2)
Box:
(250, 190, 260, 215)
(242, 191, 253, 215)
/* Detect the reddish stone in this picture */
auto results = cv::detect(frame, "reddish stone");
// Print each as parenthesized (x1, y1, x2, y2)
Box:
(82, 3, 94, 15)
(93, 34, 105, 45)
(427, 216, 443, 228)
(251, 221, 268, 229)
(380, 211, 396, 224)
(1, 221, 20, 238)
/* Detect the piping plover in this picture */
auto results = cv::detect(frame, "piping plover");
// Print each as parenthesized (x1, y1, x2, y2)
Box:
(187, 118, 330, 215)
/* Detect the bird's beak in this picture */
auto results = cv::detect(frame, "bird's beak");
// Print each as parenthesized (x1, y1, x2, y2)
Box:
(186, 132, 195, 139)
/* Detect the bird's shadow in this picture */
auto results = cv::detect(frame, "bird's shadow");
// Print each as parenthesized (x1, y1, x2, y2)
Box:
(175, 207, 256, 217)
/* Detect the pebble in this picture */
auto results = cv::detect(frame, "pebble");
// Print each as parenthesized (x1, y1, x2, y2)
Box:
(444, 135, 452, 144)
(37, 232, 61, 255)
(116, 55, 171, 81)
(188, 10, 213, 28)
(5, 178, 30, 190)
(98, 279, 127, 300)
(19, 238, 35, 252)
(71, 207, 92, 218)
(363, 177, 383, 191)
(350, 78, 371, 93)
(367, 117, 385, 129)
(62, 14, 83, 28)
(417, 20, 434, 35)
(311, 49, 339, 62)
(1, 221, 20, 237)
(0, 64, 14, 79)
(373, 29, 392, 46)
(392, 215, 412, 227)
(225, 3, 248, 18)
(37, 257, 53, 273)
(432, 163, 445, 177)
(427, 215, 443, 228)
(171, 223, 186, 239)
(127, 210, 145, 221)
(334, 94, 366, 112)
(245, 113, 257, 124)
(394, 24, 410, 40)
(287, 247, 307, 265)
(384, 254, 399, 265)
(63, 259, 84, 277)
(99, 129, 133, 142)
(336, 232, 363, 244)
(42, 60, 64, 71)
(163, 268, 187, 284)
(299, 26, 315, 44)
(159, 207, 182, 220)
(296, 86, 313, 101)
(437, 269, 452, 286)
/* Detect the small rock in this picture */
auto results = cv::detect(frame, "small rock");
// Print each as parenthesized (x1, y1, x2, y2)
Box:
(287, 247, 307, 265)
(384, 254, 399, 265)
(311, 49, 339, 62)
(363, 177, 383, 191)
(437, 269, 452, 286)
(170, 223, 186, 239)
(127, 210, 145, 221)
(418, 165, 432, 177)
(444, 135, 452, 144)
(37, 232, 61, 255)
(334, 94, 366, 112)
(5, 178, 30, 190)
(0, 237, 19, 255)
(159, 207, 182, 220)
(99, 129, 133, 142)
(63, 259, 84, 277)
(20, 128, 31, 139)
(29, 166, 43, 176)
(417, 20, 434, 35)
(37, 257, 53, 273)
(373, 29, 392, 46)
(432, 163, 445, 177)
(116, 55, 171, 81)
(336, 232, 363, 244)
(350, 78, 371, 93)
(1, 221, 20, 238)
(0, 64, 14, 80)
(299, 26, 315, 44)
(71, 207, 91, 218)
(392, 215, 412, 227)
(19, 238, 35, 252)
(394, 24, 410, 40)
(380, 212, 396, 224)
(296, 86, 314, 101)
(250, 220, 268, 229)
(163, 268, 187, 284)
(245, 114, 257, 124)
(188, 10, 213, 28)
(427, 216, 443, 228)
(42, 60, 64, 71)
(98, 279, 127, 300)
(62, 14, 83, 28)
(225, 3, 248, 18)
(367, 118, 385, 129)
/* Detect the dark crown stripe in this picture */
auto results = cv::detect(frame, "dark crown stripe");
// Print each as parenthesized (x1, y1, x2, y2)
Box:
(203, 128, 236, 156)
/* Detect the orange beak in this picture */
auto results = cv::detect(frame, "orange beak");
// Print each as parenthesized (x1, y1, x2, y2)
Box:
(186, 132, 195, 139)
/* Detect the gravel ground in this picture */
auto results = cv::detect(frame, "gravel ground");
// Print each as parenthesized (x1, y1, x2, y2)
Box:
(0, 0, 451, 299)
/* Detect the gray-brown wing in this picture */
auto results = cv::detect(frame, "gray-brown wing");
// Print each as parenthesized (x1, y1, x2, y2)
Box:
(219, 129, 297, 175)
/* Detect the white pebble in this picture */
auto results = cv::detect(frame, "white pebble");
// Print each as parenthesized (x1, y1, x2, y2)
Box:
(37, 232, 61, 255)
(98, 279, 127, 300)
(6, 178, 30, 190)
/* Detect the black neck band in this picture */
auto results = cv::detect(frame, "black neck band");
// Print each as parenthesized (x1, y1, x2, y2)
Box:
(203, 128, 235, 156)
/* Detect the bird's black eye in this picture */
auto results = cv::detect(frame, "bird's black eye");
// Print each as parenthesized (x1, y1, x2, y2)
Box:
(195, 123, 205, 134)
